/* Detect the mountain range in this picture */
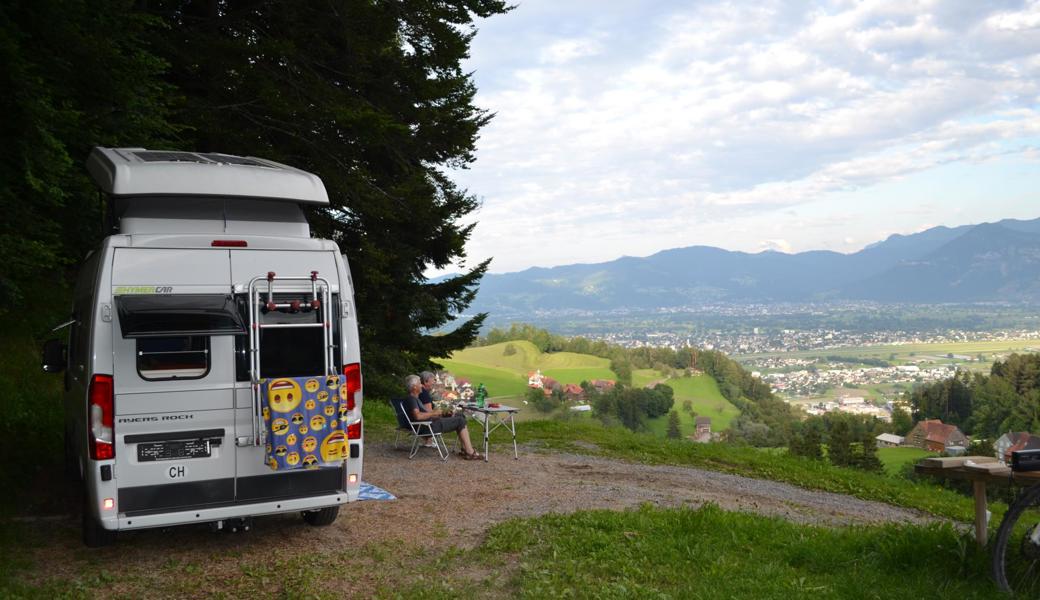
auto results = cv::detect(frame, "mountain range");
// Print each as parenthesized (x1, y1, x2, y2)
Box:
(469, 217, 1040, 315)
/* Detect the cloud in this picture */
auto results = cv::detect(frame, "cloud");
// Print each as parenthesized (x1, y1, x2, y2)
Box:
(451, 0, 1040, 273)
(760, 239, 794, 253)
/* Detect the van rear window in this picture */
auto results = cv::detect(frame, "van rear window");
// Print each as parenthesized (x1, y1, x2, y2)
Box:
(137, 336, 210, 380)
(116, 294, 245, 338)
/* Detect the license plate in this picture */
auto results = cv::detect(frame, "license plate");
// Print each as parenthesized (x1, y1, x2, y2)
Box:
(137, 439, 211, 462)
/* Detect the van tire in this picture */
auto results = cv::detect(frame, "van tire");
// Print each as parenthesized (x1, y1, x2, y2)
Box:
(82, 498, 117, 548)
(301, 506, 339, 526)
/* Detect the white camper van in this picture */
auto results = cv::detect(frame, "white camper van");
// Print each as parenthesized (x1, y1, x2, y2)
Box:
(42, 148, 364, 547)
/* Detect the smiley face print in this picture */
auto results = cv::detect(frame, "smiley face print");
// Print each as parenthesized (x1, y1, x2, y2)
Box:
(271, 418, 289, 436)
(286, 433, 297, 446)
(302, 455, 319, 469)
(310, 415, 326, 431)
(325, 375, 339, 389)
(268, 378, 302, 413)
(305, 399, 316, 411)
(302, 436, 318, 453)
(324, 404, 336, 417)
(317, 390, 329, 403)
(291, 413, 304, 426)
(321, 430, 348, 462)
(286, 452, 301, 466)
(305, 378, 320, 393)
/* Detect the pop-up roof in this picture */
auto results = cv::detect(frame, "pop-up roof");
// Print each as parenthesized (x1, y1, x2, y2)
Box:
(87, 147, 330, 206)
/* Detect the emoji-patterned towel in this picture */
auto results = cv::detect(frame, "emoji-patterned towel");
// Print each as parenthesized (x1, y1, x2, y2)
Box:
(260, 375, 349, 470)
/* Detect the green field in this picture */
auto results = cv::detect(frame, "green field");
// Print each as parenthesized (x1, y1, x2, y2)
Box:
(440, 341, 617, 397)
(540, 366, 617, 383)
(878, 446, 936, 476)
(632, 368, 664, 387)
(646, 375, 740, 435)
(738, 339, 1040, 364)
(436, 359, 530, 398)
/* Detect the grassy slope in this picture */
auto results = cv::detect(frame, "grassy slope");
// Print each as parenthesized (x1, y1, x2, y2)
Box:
(450, 506, 997, 599)
(353, 403, 1001, 597)
(435, 359, 529, 398)
(631, 368, 661, 387)
(878, 446, 937, 476)
(442, 341, 617, 394)
(646, 375, 741, 435)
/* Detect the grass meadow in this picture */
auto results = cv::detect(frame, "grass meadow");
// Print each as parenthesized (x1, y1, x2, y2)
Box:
(358, 406, 1004, 599)
(878, 446, 937, 476)
(647, 375, 741, 434)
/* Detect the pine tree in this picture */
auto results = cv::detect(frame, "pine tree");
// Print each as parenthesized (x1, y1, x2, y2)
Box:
(855, 434, 883, 472)
(0, 0, 177, 310)
(828, 420, 854, 467)
(146, 0, 509, 396)
(667, 410, 682, 439)
(803, 427, 823, 460)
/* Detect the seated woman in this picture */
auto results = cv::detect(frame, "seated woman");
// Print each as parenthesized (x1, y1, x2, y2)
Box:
(403, 374, 481, 460)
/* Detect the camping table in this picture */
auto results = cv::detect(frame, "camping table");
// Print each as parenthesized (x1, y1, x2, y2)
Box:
(458, 403, 519, 462)
(914, 456, 1040, 548)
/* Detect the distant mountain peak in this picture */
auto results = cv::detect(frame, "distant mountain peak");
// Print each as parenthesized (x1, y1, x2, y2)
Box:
(470, 216, 1040, 313)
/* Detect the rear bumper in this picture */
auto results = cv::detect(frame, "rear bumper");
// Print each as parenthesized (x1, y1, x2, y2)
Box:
(115, 488, 356, 531)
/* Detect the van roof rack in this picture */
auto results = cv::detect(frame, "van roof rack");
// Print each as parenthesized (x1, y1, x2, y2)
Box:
(87, 147, 330, 205)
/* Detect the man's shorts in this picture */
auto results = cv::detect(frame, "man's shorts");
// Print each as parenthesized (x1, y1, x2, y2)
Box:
(431, 415, 466, 434)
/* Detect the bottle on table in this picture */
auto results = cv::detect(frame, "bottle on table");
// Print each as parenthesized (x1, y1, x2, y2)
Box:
(476, 383, 487, 408)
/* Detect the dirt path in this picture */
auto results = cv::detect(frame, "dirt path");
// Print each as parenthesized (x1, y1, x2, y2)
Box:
(13, 443, 941, 597)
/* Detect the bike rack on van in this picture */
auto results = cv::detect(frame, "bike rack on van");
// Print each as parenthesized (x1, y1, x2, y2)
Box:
(246, 271, 335, 446)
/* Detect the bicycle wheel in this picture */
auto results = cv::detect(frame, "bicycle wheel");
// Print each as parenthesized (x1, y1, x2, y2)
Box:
(992, 483, 1040, 594)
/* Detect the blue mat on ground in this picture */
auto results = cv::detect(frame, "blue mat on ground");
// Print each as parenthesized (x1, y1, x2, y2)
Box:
(358, 482, 396, 501)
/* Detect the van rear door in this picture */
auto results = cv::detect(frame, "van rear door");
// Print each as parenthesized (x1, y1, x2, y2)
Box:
(110, 248, 239, 516)
(230, 250, 346, 500)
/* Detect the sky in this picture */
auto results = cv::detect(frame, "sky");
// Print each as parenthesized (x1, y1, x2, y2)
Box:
(447, 0, 1040, 274)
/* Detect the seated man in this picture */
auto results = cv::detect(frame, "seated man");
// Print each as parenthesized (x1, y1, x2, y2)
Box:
(419, 370, 438, 410)
(417, 371, 438, 447)
(403, 374, 481, 460)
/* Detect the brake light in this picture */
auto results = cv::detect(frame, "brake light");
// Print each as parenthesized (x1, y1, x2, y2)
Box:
(343, 363, 361, 411)
(347, 421, 361, 440)
(211, 240, 248, 247)
(88, 374, 114, 460)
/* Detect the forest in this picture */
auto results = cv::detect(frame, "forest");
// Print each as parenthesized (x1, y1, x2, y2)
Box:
(909, 353, 1040, 441)
(1, 0, 510, 397)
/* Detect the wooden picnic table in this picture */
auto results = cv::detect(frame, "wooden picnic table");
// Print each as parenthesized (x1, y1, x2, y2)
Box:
(914, 455, 1040, 547)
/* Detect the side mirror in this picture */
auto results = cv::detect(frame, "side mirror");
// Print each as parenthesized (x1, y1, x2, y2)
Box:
(42, 339, 67, 373)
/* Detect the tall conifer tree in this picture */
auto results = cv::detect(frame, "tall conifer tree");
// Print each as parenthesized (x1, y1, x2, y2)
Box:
(146, 0, 508, 395)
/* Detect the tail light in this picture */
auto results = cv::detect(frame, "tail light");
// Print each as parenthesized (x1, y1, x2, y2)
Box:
(88, 374, 115, 460)
(343, 363, 361, 411)
(347, 421, 361, 440)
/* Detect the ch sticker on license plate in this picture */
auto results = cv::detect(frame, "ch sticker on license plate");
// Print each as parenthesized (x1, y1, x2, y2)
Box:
(165, 464, 187, 479)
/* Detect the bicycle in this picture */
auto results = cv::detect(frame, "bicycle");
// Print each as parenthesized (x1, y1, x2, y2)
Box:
(991, 451, 1040, 594)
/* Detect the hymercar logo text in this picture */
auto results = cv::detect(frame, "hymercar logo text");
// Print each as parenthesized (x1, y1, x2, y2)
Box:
(113, 286, 174, 295)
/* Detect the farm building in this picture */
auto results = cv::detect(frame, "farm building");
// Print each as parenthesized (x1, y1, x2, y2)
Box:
(875, 433, 904, 448)
(905, 419, 968, 452)
(994, 432, 1040, 464)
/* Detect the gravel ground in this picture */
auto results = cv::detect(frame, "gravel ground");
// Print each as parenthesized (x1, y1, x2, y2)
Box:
(13, 441, 942, 597)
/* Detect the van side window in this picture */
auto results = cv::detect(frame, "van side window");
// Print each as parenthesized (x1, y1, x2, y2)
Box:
(137, 336, 210, 380)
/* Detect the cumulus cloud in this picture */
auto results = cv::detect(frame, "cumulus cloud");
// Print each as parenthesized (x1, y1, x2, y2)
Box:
(450, 0, 1040, 273)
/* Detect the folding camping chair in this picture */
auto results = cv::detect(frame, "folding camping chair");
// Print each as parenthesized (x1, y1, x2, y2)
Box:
(391, 398, 449, 460)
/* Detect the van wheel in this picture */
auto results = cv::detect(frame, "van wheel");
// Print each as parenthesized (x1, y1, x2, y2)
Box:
(82, 498, 117, 548)
(301, 506, 339, 526)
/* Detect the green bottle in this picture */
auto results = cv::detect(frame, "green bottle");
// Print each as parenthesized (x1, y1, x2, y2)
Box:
(476, 383, 487, 407)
